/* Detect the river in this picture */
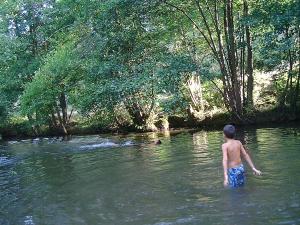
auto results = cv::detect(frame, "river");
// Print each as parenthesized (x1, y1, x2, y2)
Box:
(1, 127, 300, 225)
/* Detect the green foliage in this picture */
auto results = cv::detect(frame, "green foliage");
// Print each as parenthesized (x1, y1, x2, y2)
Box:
(251, 0, 298, 71)
(20, 40, 81, 124)
(0, 0, 298, 134)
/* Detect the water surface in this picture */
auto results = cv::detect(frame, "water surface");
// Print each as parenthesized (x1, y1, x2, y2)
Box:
(1, 127, 300, 225)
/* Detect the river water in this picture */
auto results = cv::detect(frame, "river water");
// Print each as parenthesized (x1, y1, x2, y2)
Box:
(0, 127, 300, 225)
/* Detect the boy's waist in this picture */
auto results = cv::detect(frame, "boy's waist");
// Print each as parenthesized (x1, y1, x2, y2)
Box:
(228, 162, 244, 170)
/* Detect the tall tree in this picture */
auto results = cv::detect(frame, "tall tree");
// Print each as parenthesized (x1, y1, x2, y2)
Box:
(162, 0, 257, 122)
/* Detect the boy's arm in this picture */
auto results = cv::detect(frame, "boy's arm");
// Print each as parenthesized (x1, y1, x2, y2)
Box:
(240, 143, 262, 175)
(222, 144, 229, 186)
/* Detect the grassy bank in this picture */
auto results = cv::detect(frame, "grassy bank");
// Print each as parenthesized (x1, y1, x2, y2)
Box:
(1, 106, 299, 140)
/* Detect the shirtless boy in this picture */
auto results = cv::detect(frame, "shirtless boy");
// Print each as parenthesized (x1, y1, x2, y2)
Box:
(222, 125, 262, 188)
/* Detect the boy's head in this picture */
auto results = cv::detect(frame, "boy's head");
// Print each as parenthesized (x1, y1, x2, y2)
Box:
(154, 140, 162, 145)
(223, 124, 235, 139)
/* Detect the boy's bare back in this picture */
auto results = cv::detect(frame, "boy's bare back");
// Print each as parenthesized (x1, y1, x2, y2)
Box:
(222, 140, 243, 168)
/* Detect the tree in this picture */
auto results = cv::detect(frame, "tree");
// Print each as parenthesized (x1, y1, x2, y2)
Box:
(161, 0, 259, 122)
(20, 40, 82, 134)
(69, 0, 197, 130)
(252, 0, 299, 114)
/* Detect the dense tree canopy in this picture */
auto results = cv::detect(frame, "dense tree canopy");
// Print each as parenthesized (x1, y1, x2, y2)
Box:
(0, 0, 299, 136)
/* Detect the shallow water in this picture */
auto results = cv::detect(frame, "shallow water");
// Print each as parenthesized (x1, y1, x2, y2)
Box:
(1, 127, 300, 225)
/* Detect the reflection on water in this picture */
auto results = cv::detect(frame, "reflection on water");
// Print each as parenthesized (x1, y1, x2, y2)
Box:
(192, 131, 210, 160)
(0, 127, 300, 225)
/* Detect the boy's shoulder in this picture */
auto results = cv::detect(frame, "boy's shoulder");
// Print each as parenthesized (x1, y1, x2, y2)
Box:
(222, 140, 242, 148)
(233, 139, 242, 145)
(222, 142, 228, 150)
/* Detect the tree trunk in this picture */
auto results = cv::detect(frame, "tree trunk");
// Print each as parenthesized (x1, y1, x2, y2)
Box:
(280, 73, 290, 108)
(292, 28, 300, 112)
(124, 96, 155, 129)
(238, 14, 246, 106)
(244, 0, 254, 109)
(291, 64, 300, 113)
(225, 0, 243, 118)
(288, 49, 294, 105)
(125, 101, 147, 127)
(27, 114, 38, 136)
(59, 92, 68, 125)
(51, 110, 58, 128)
(55, 105, 68, 135)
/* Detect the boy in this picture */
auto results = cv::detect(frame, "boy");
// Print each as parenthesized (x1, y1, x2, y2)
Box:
(222, 124, 262, 188)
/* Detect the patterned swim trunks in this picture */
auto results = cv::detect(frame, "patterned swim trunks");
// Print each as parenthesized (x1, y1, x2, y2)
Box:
(228, 164, 245, 188)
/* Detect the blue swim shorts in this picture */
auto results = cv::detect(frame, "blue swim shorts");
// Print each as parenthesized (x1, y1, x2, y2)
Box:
(228, 164, 245, 188)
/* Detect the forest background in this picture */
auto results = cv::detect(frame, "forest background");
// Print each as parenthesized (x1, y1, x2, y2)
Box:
(0, 0, 299, 138)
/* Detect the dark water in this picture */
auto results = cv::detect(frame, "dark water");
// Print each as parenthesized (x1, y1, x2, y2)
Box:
(1, 127, 300, 225)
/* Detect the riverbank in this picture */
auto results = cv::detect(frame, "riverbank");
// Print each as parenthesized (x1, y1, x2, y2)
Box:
(1, 107, 299, 140)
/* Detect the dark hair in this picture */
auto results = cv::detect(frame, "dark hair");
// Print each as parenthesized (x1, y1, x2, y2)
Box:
(155, 140, 162, 145)
(223, 124, 235, 139)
